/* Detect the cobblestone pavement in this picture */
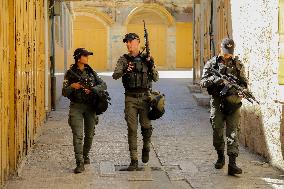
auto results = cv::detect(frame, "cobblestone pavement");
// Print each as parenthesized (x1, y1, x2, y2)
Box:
(5, 74, 284, 189)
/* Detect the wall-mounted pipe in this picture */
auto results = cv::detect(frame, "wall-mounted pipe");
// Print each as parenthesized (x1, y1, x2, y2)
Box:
(44, 0, 49, 112)
(50, 0, 56, 110)
(193, 0, 196, 83)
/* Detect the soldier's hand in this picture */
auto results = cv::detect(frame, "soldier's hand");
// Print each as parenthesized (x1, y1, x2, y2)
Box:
(84, 89, 92, 94)
(70, 82, 82, 90)
(238, 92, 244, 98)
(145, 56, 154, 69)
(127, 62, 134, 72)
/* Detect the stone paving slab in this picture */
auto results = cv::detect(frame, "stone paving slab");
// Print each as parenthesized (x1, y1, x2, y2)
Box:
(100, 161, 116, 177)
(127, 166, 153, 181)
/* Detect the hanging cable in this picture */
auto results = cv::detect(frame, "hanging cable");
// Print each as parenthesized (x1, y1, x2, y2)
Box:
(209, 0, 215, 56)
(222, 0, 230, 38)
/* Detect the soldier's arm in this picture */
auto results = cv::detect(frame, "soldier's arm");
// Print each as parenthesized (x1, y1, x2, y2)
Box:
(149, 66, 159, 82)
(200, 60, 216, 88)
(112, 56, 127, 80)
(92, 72, 107, 93)
(237, 62, 248, 88)
(62, 71, 74, 97)
(148, 56, 159, 82)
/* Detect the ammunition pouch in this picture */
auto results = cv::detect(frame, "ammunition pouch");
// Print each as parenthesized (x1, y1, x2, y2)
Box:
(220, 98, 242, 115)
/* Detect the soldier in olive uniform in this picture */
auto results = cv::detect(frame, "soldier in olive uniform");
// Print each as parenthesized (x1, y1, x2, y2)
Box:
(62, 48, 107, 174)
(112, 33, 159, 171)
(201, 38, 248, 175)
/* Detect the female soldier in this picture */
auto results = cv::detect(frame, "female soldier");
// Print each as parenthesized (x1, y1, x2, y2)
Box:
(62, 48, 107, 173)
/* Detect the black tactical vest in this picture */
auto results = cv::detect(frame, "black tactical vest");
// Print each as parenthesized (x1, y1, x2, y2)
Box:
(122, 54, 152, 90)
(207, 56, 244, 96)
(68, 64, 97, 104)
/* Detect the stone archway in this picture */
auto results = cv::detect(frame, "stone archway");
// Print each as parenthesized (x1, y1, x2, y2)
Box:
(73, 9, 114, 71)
(125, 4, 175, 68)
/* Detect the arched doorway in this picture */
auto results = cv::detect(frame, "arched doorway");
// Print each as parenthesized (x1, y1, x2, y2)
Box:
(73, 15, 108, 71)
(125, 4, 174, 68)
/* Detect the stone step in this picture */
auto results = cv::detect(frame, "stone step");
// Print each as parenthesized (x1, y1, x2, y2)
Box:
(192, 93, 210, 107)
(187, 84, 202, 93)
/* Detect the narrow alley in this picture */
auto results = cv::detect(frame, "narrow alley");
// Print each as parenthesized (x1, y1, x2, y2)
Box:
(5, 74, 284, 189)
(1, 0, 284, 188)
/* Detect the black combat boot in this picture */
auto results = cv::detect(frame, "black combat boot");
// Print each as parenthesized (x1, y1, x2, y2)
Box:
(84, 155, 90, 164)
(74, 162, 85, 174)
(215, 150, 225, 169)
(142, 149, 150, 163)
(141, 127, 152, 164)
(127, 160, 138, 171)
(228, 155, 242, 175)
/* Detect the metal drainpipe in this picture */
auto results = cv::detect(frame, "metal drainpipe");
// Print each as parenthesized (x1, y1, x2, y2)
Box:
(193, 0, 196, 84)
(44, 0, 49, 112)
(210, 0, 215, 56)
(50, 0, 56, 110)
(63, 3, 68, 73)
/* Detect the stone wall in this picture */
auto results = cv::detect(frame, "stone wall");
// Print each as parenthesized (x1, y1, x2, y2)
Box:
(70, 0, 193, 70)
(193, 0, 232, 83)
(230, 0, 284, 170)
(71, 0, 193, 22)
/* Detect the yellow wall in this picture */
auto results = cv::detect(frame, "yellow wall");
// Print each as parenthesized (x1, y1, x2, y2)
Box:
(0, 0, 46, 187)
(279, 0, 284, 84)
(1, 0, 10, 185)
(55, 44, 65, 72)
(176, 22, 193, 68)
(126, 10, 169, 68)
(127, 24, 167, 67)
(73, 16, 107, 71)
(54, 5, 73, 73)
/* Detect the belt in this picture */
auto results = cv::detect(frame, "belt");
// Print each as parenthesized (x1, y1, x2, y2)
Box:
(125, 88, 149, 93)
(125, 93, 148, 98)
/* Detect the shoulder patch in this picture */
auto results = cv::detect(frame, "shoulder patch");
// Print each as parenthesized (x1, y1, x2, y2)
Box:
(119, 55, 128, 63)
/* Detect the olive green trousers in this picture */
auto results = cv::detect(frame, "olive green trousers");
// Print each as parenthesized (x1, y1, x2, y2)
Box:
(210, 97, 240, 156)
(124, 94, 153, 160)
(68, 102, 98, 164)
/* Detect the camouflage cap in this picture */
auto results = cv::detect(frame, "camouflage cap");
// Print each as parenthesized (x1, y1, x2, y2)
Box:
(221, 38, 235, 55)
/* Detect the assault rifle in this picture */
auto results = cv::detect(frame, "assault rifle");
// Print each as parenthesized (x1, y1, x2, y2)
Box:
(208, 67, 260, 104)
(69, 69, 95, 90)
(143, 20, 150, 58)
(69, 69, 111, 114)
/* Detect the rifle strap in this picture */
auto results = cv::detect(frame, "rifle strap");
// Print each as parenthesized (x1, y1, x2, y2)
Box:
(69, 63, 99, 85)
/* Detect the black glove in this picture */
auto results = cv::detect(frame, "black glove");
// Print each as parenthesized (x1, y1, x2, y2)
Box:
(142, 54, 154, 69)
(146, 57, 154, 69)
